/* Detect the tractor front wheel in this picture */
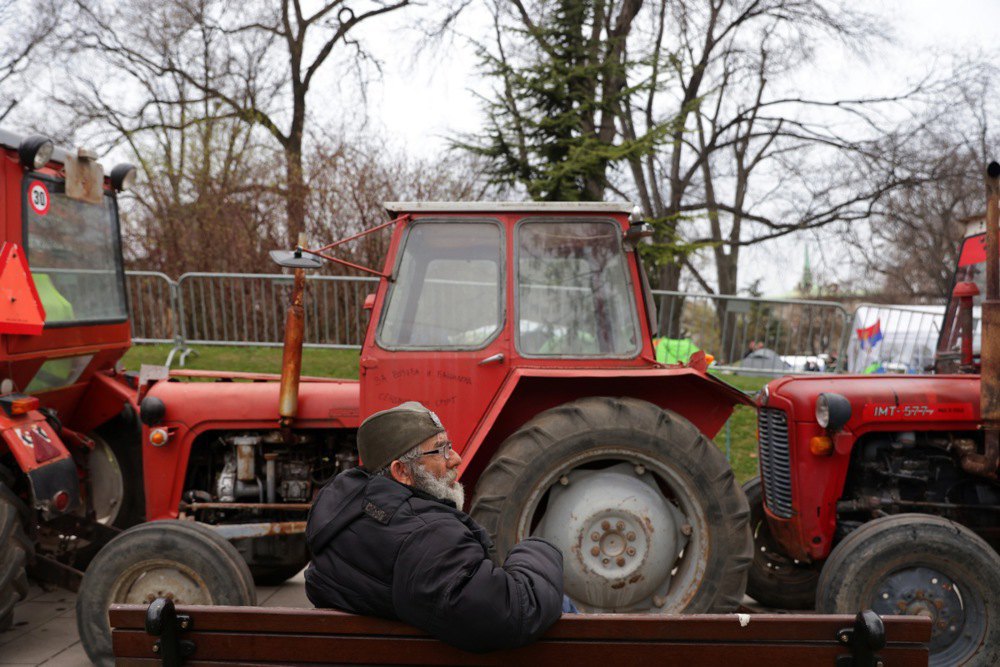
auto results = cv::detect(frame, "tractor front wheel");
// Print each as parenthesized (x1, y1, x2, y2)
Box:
(77, 520, 256, 666)
(470, 396, 751, 613)
(743, 476, 819, 609)
(816, 513, 1000, 667)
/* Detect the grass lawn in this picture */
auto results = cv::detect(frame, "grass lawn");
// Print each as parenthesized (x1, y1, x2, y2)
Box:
(123, 344, 766, 483)
(123, 344, 361, 379)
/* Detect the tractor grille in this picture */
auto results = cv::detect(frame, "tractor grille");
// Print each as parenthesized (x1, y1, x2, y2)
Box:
(758, 408, 794, 519)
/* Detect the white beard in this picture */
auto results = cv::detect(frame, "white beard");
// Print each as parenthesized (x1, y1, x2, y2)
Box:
(410, 464, 466, 509)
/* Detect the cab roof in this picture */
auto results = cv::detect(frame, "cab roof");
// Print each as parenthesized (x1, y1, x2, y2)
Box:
(384, 201, 635, 217)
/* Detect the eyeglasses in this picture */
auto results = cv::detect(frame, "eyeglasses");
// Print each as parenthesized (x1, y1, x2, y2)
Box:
(411, 441, 453, 460)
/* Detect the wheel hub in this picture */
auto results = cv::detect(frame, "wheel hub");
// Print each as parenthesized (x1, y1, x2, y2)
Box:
(112, 559, 213, 607)
(534, 462, 688, 610)
(870, 566, 965, 651)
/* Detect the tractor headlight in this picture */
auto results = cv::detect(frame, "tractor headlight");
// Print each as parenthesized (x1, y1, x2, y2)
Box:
(110, 163, 137, 192)
(19, 135, 54, 170)
(816, 393, 851, 431)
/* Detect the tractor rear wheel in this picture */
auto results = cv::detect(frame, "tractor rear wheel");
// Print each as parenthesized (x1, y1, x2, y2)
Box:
(816, 513, 1000, 667)
(0, 480, 31, 632)
(77, 520, 256, 666)
(469, 396, 751, 613)
(743, 476, 819, 609)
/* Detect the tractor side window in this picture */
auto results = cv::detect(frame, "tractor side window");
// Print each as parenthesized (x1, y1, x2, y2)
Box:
(378, 221, 503, 349)
(516, 220, 640, 357)
(23, 177, 127, 325)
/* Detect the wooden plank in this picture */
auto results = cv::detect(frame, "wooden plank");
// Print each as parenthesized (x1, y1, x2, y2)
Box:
(111, 630, 929, 666)
(108, 605, 932, 644)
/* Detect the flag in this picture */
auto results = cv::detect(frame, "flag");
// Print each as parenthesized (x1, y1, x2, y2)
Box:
(857, 320, 883, 350)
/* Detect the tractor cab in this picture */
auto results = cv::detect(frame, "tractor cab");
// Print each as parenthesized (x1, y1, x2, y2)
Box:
(0, 129, 134, 417)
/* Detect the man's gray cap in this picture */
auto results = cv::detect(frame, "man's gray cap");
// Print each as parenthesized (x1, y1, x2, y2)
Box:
(358, 401, 445, 472)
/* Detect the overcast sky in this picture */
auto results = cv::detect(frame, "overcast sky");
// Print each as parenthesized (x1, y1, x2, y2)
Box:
(351, 0, 1000, 297)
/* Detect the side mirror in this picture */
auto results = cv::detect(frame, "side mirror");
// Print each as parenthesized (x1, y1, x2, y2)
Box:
(624, 222, 654, 250)
(269, 249, 323, 270)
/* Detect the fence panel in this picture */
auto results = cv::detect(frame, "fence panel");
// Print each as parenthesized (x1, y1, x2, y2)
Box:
(845, 304, 944, 374)
(125, 271, 179, 344)
(176, 273, 378, 349)
(652, 290, 851, 376)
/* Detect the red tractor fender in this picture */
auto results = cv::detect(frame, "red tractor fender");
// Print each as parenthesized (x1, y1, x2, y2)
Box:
(457, 367, 753, 486)
(140, 376, 361, 520)
(68, 371, 138, 434)
(0, 409, 81, 514)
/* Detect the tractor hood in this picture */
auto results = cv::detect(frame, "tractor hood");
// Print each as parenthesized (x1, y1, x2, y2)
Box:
(762, 373, 981, 432)
(145, 375, 361, 430)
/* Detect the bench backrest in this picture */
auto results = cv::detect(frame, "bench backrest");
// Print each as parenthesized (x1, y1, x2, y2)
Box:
(110, 601, 931, 666)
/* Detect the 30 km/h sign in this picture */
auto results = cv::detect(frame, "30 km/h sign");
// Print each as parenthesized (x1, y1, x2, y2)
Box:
(28, 180, 50, 215)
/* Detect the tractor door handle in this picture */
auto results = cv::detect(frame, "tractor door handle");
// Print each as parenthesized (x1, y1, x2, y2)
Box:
(478, 353, 504, 366)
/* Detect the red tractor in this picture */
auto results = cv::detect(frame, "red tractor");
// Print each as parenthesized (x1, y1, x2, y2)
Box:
(0, 131, 754, 663)
(747, 166, 1000, 665)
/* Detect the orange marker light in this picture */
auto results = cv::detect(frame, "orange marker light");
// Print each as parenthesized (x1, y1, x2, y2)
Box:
(149, 428, 170, 447)
(9, 396, 39, 415)
(0, 394, 40, 416)
(809, 435, 834, 456)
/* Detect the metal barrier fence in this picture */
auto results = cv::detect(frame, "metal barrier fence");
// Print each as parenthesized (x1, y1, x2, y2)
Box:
(126, 271, 179, 344)
(124, 272, 948, 374)
(652, 291, 852, 375)
(176, 273, 377, 348)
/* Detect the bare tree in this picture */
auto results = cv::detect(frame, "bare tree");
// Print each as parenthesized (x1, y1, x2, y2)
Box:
(843, 64, 998, 303)
(69, 0, 413, 244)
(307, 134, 494, 273)
(0, 0, 62, 122)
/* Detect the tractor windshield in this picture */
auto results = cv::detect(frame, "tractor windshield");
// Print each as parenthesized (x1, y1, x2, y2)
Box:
(516, 219, 640, 357)
(939, 232, 986, 357)
(23, 175, 127, 325)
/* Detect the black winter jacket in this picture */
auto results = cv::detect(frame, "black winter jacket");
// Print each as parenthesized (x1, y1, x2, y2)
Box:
(304, 467, 564, 653)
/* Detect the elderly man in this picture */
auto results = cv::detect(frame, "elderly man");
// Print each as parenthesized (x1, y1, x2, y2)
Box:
(304, 401, 565, 653)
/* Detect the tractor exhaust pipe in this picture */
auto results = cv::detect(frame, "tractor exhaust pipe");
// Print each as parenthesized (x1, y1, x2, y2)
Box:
(278, 234, 307, 430)
(969, 162, 1000, 478)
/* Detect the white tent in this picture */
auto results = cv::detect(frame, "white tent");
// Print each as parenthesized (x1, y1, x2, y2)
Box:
(846, 304, 945, 374)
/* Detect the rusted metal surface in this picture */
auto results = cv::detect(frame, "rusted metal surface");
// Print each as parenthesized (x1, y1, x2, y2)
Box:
(27, 552, 84, 592)
(979, 163, 1000, 477)
(180, 502, 311, 512)
(277, 234, 308, 427)
(208, 521, 307, 540)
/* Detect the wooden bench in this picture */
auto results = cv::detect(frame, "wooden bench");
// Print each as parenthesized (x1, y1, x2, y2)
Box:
(110, 598, 932, 666)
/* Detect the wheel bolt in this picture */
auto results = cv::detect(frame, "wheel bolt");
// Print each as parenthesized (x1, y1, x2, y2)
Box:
(616, 521, 625, 531)
(653, 595, 666, 608)
(635, 464, 646, 475)
(681, 524, 692, 536)
(591, 547, 600, 557)
(627, 547, 636, 556)
(559, 475, 570, 486)
(591, 532, 600, 542)
(602, 558, 610, 565)
(616, 557, 626, 567)
(601, 520, 610, 530)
